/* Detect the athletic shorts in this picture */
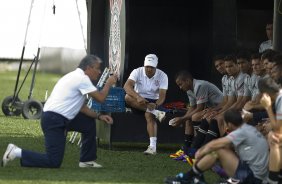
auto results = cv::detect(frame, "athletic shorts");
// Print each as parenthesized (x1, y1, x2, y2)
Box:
(130, 98, 167, 114)
(234, 160, 262, 184)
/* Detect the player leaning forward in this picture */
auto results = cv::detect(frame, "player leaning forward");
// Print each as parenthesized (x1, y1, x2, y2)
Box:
(2, 55, 117, 168)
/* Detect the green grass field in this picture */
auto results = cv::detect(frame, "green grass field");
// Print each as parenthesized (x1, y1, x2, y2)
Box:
(0, 70, 219, 184)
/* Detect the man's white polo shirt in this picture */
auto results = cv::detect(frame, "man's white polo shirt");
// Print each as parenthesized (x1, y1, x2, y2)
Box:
(128, 67, 168, 99)
(43, 68, 97, 120)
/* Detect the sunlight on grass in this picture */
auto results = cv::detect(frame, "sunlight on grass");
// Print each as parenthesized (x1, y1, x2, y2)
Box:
(0, 71, 61, 103)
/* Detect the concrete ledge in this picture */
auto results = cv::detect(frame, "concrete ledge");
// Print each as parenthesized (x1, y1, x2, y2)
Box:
(40, 47, 86, 74)
(96, 112, 185, 148)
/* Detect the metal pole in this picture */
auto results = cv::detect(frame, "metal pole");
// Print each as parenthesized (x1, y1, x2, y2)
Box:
(13, 0, 35, 100)
(87, 0, 93, 55)
(273, 0, 282, 51)
(28, 48, 41, 100)
(76, 0, 87, 52)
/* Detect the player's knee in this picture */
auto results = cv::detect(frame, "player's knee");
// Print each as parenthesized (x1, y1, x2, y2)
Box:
(124, 94, 132, 103)
(48, 157, 63, 168)
(145, 112, 155, 122)
(191, 113, 201, 121)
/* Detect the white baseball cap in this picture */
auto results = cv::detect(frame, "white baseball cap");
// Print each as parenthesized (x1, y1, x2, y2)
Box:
(144, 54, 158, 68)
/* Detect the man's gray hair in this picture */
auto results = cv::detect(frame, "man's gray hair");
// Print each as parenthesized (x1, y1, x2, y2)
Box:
(78, 55, 102, 70)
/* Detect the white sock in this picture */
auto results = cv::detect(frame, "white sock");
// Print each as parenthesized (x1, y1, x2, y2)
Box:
(14, 147, 22, 158)
(146, 108, 157, 116)
(149, 137, 157, 149)
(267, 178, 279, 184)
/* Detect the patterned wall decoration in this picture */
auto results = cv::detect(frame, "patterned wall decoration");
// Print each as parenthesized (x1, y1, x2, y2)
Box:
(109, 0, 122, 77)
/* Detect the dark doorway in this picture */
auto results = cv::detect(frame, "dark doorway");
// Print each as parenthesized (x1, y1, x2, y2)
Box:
(124, 0, 213, 102)
(88, 0, 274, 103)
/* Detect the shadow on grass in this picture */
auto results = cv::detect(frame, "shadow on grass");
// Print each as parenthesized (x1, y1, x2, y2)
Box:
(0, 114, 23, 119)
(98, 141, 182, 154)
(0, 136, 196, 184)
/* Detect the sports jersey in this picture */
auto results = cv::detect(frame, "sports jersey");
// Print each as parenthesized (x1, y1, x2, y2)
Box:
(128, 67, 168, 99)
(226, 124, 269, 180)
(244, 74, 260, 100)
(221, 75, 229, 96)
(186, 79, 223, 107)
(259, 40, 272, 53)
(228, 72, 250, 97)
(275, 90, 282, 120)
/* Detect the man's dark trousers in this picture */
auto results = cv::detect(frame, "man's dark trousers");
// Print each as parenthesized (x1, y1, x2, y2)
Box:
(20, 111, 97, 168)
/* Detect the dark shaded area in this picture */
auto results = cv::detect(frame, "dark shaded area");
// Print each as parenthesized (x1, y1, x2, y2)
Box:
(273, 0, 282, 51)
(89, 0, 274, 103)
(124, 0, 212, 102)
(110, 112, 185, 143)
(87, 0, 275, 143)
(88, 0, 274, 143)
(88, 0, 107, 59)
(236, 0, 274, 52)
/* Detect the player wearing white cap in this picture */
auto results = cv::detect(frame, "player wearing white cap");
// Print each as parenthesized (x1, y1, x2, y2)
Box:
(123, 54, 168, 155)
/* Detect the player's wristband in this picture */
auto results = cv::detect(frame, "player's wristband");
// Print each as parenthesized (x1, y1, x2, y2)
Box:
(96, 113, 101, 120)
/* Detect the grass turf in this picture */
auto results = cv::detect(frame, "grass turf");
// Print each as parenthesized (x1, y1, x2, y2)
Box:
(0, 70, 219, 184)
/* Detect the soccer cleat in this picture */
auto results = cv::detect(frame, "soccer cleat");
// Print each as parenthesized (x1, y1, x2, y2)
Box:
(191, 176, 207, 184)
(79, 161, 103, 168)
(226, 178, 240, 184)
(164, 173, 189, 184)
(144, 146, 157, 155)
(155, 110, 166, 122)
(173, 154, 187, 161)
(164, 173, 206, 184)
(2, 143, 17, 167)
(185, 156, 195, 166)
(169, 149, 184, 158)
(216, 178, 240, 184)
